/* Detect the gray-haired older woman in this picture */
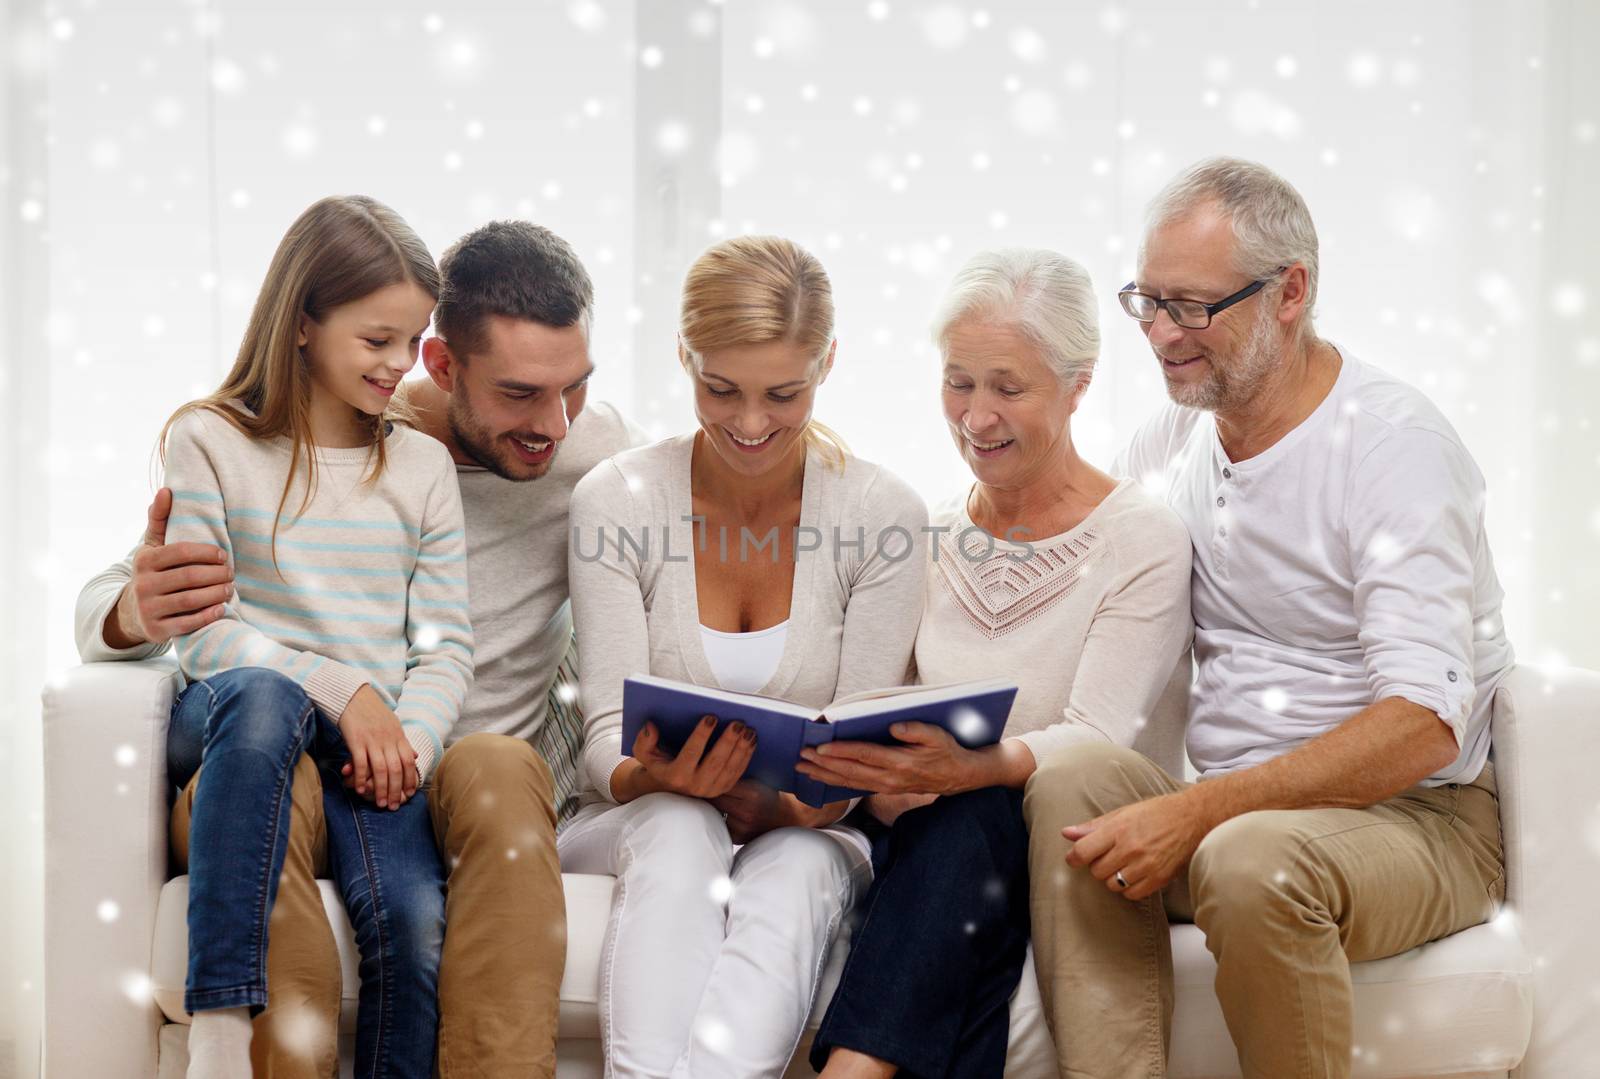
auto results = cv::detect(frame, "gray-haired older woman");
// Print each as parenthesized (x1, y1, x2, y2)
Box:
(800, 249, 1195, 1078)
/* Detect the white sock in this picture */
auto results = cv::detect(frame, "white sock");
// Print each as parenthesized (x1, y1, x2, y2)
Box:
(186, 1007, 253, 1079)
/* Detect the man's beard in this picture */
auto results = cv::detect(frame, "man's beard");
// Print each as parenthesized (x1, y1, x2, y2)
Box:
(1165, 298, 1281, 414)
(447, 395, 558, 482)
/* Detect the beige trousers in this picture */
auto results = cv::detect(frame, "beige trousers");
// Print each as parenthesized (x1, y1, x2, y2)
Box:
(173, 733, 567, 1079)
(1022, 742, 1505, 1079)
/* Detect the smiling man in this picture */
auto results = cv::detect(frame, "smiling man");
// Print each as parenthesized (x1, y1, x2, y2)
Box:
(75, 220, 641, 1077)
(1022, 158, 1514, 1079)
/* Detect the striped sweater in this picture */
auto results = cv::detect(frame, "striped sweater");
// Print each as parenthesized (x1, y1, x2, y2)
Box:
(161, 406, 473, 781)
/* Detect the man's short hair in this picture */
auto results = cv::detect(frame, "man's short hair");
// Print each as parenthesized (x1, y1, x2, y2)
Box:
(434, 220, 594, 359)
(1144, 156, 1320, 324)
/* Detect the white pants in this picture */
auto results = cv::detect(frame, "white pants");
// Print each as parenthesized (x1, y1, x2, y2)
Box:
(558, 792, 872, 1079)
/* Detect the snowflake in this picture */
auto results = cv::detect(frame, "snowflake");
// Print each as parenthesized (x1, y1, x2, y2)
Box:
(696, 1015, 734, 1054)
(565, 0, 604, 32)
(1011, 90, 1057, 135)
(1551, 283, 1586, 318)
(1229, 90, 1301, 139)
(211, 58, 246, 94)
(717, 131, 760, 186)
(282, 124, 317, 158)
(920, 5, 968, 50)
(948, 705, 991, 744)
(1364, 531, 1403, 566)
(1346, 52, 1382, 88)
(120, 971, 154, 1005)
(656, 121, 691, 155)
(1009, 27, 1046, 63)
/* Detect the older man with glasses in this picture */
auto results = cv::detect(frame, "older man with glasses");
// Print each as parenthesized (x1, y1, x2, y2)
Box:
(1022, 157, 1513, 1079)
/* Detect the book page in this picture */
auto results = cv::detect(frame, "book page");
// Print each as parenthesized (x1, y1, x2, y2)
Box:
(823, 678, 1016, 722)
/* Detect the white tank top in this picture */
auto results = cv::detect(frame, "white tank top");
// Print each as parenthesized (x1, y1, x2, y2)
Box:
(699, 620, 790, 695)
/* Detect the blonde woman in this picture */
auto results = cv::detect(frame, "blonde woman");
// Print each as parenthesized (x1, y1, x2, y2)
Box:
(561, 236, 929, 1078)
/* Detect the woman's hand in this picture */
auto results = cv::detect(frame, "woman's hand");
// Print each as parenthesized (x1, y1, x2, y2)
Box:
(866, 792, 939, 825)
(711, 780, 784, 843)
(337, 684, 419, 810)
(626, 715, 757, 801)
(796, 721, 983, 796)
(712, 782, 853, 842)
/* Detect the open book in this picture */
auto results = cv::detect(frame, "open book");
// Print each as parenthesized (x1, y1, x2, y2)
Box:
(621, 675, 1019, 807)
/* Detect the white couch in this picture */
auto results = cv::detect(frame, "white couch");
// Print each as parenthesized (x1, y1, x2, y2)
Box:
(43, 660, 1600, 1078)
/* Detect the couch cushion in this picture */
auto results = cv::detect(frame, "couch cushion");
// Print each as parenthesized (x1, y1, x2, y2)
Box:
(1166, 916, 1530, 1078)
(153, 874, 1530, 1076)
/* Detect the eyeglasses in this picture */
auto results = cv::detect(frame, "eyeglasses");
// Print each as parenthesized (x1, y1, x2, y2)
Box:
(1117, 267, 1287, 330)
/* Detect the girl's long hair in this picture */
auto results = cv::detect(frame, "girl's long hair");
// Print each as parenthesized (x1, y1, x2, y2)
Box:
(678, 234, 849, 470)
(159, 195, 439, 561)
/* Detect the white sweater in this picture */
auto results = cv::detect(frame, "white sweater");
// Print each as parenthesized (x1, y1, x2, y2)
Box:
(913, 479, 1194, 777)
(567, 434, 931, 807)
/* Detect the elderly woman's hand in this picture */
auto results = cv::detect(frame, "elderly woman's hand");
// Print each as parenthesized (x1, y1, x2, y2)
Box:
(796, 721, 982, 796)
(866, 792, 939, 825)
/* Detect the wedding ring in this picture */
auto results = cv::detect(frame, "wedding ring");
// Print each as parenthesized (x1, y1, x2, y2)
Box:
(1114, 870, 1130, 890)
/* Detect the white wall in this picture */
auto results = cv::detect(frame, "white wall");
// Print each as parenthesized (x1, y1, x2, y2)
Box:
(5, 1, 1597, 1074)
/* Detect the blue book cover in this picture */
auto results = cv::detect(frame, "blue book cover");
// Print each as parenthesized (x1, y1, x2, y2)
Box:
(622, 676, 1018, 807)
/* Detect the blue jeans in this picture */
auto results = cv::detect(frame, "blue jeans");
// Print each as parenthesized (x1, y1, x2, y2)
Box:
(168, 667, 446, 1079)
(811, 787, 1032, 1079)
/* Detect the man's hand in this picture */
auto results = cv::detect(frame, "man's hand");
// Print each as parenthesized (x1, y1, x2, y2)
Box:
(796, 721, 980, 796)
(337, 685, 419, 810)
(1063, 790, 1212, 902)
(104, 488, 233, 648)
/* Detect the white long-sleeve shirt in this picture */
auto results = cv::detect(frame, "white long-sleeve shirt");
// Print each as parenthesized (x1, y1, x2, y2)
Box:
(1114, 346, 1513, 786)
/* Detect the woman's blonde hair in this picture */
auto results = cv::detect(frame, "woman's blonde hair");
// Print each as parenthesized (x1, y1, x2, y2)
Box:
(160, 195, 439, 562)
(678, 234, 848, 469)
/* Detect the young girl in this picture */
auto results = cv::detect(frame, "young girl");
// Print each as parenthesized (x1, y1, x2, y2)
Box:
(159, 195, 472, 1079)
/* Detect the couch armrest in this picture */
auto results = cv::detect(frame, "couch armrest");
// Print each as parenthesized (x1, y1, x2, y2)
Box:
(1491, 664, 1600, 1078)
(43, 660, 182, 1079)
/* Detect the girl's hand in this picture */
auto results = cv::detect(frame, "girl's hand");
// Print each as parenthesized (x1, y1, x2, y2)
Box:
(337, 685, 419, 810)
(632, 716, 756, 800)
(797, 722, 981, 796)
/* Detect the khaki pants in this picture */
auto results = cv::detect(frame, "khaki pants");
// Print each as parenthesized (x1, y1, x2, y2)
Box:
(172, 733, 567, 1079)
(1022, 742, 1505, 1079)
